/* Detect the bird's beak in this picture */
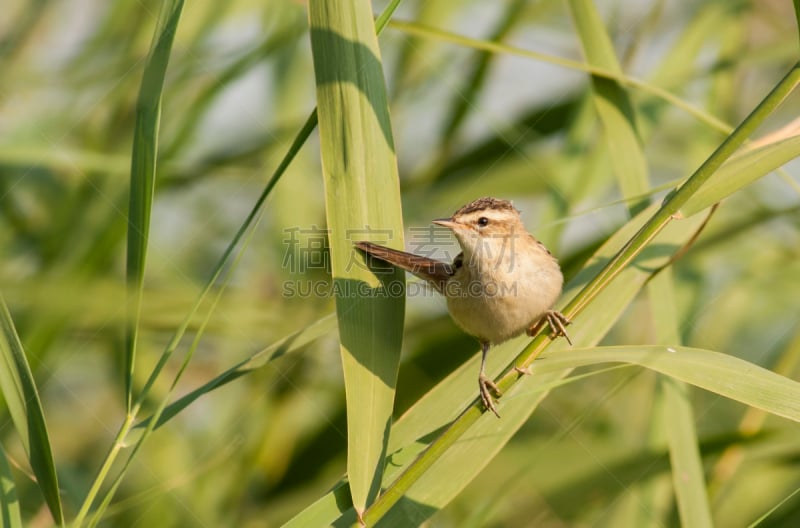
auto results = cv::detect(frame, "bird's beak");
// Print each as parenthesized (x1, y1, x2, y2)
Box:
(432, 217, 458, 230)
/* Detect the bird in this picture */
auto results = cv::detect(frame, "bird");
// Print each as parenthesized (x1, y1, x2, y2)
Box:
(355, 197, 571, 417)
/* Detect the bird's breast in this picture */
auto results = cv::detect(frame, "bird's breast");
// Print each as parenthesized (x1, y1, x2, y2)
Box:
(444, 253, 562, 344)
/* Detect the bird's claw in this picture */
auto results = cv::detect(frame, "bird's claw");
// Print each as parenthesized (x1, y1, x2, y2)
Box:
(527, 310, 573, 345)
(479, 374, 502, 418)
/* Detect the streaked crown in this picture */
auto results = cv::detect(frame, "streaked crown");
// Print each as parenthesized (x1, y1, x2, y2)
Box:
(452, 197, 517, 217)
(449, 197, 524, 236)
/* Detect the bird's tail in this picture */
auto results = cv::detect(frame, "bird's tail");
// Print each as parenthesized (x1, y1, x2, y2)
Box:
(354, 241, 452, 292)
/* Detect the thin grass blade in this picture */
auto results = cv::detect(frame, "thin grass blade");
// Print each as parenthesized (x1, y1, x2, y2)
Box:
(132, 1, 402, 423)
(124, 0, 184, 411)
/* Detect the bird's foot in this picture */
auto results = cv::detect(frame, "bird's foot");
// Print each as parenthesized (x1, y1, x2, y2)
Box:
(514, 365, 533, 376)
(478, 374, 502, 418)
(527, 310, 573, 345)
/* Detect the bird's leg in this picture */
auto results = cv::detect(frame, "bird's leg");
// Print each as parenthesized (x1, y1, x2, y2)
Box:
(545, 311, 573, 345)
(527, 310, 573, 346)
(478, 341, 501, 418)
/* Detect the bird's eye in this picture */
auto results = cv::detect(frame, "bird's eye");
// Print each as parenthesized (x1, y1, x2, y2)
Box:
(477, 217, 489, 227)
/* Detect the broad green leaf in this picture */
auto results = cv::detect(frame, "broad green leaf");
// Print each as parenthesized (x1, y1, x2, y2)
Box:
(0, 447, 22, 528)
(309, 0, 406, 517)
(124, 0, 184, 411)
(681, 134, 800, 216)
(0, 297, 63, 525)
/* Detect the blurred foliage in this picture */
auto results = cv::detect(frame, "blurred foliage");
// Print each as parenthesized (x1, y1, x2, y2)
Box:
(0, 0, 799, 526)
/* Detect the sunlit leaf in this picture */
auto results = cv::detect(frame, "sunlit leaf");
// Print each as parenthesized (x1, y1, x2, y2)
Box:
(309, 0, 406, 516)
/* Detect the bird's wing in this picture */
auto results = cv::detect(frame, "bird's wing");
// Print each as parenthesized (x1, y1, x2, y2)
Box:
(355, 241, 453, 292)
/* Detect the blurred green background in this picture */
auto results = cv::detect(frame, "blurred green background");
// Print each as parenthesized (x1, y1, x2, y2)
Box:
(1, 0, 800, 526)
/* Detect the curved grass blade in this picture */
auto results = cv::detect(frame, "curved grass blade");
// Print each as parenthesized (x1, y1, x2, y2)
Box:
(309, 0, 406, 517)
(124, 0, 184, 412)
(708, 324, 800, 500)
(0, 297, 63, 525)
(534, 346, 800, 421)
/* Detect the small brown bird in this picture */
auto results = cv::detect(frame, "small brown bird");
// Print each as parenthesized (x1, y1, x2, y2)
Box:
(355, 197, 571, 417)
